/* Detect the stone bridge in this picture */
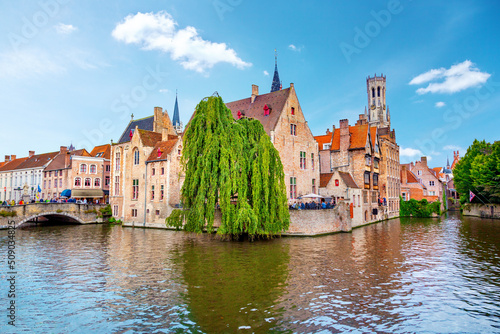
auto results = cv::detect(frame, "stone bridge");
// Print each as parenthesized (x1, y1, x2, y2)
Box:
(0, 203, 105, 228)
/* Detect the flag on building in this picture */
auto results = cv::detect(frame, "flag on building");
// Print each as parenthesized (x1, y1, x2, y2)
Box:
(469, 190, 476, 202)
(38, 185, 42, 193)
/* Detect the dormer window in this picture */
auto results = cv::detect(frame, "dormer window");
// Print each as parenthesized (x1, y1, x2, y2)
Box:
(324, 144, 331, 150)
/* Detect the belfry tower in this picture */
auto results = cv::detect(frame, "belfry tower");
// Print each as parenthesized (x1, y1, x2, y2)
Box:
(366, 74, 390, 128)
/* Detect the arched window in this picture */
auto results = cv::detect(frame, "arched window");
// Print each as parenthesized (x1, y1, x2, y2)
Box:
(80, 164, 87, 173)
(90, 164, 97, 174)
(372, 87, 375, 98)
(84, 178, 91, 187)
(133, 149, 140, 165)
(74, 177, 81, 187)
(94, 178, 101, 187)
(377, 86, 381, 97)
(115, 151, 121, 171)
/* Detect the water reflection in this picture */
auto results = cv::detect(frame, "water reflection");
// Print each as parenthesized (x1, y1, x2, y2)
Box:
(0, 215, 499, 333)
(172, 236, 290, 332)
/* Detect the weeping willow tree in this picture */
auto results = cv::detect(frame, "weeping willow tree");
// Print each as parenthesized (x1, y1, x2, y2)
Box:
(166, 94, 290, 238)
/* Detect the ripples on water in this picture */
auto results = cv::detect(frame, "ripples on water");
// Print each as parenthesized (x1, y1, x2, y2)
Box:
(0, 213, 499, 333)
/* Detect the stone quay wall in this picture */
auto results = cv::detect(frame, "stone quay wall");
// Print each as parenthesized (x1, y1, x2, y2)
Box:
(463, 203, 500, 219)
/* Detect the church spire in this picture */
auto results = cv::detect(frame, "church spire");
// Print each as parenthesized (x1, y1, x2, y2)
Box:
(172, 90, 182, 134)
(271, 49, 281, 92)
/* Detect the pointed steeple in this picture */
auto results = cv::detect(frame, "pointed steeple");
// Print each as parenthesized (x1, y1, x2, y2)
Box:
(446, 156, 450, 169)
(271, 49, 281, 92)
(172, 90, 180, 128)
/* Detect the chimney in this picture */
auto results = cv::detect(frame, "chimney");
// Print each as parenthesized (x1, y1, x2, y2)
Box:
(162, 127, 169, 142)
(11, 155, 16, 160)
(326, 128, 330, 135)
(65, 151, 71, 168)
(339, 119, 350, 152)
(60, 146, 68, 154)
(28, 151, 35, 158)
(251, 84, 259, 103)
(457, 151, 459, 158)
(154, 107, 163, 132)
(421, 156, 427, 167)
(4, 155, 10, 162)
(401, 165, 407, 184)
(290, 83, 294, 89)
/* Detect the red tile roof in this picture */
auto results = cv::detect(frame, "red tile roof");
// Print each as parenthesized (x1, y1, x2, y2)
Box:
(16, 151, 58, 170)
(138, 129, 162, 147)
(44, 149, 90, 171)
(319, 173, 334, 188)
(370, 126, 377, 148)
(339, 171, 359, 189)
(225, 88, 291, 135)
(314, 133, 332, 150)
(0, 157, 29, 172)
(327, 124, 370, 151)
(146, 138, 180, 161)
(90, 144, 110, 159)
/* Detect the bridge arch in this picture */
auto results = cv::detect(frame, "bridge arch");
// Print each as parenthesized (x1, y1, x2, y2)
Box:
(17, 212, 86, 228)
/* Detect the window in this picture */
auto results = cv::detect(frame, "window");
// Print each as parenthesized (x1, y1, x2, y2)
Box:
(311, 153, 314, 171)
(291, 107, 295, 115)
(74, 177, 81, 187)
(365, 155, 371, 166)
(80, 164, 87, 173)
(133, 149, 140, 165)
(364, 172, 370, 185)
(106, 165, 110, 172)
(417, 170, 422, 176)
(290, 177, 297, 199)
(114, 176, 120, 196)
(94, 178, 101, 187)
(48, 180, 51, 189)
(54, 170, 57, 177)
(429, 181, 435, 186)
(373, 174, 378, 187)
(43, 180, 46, 189)
(363, 191, 368, 204)
(372, 87, 375, 98)
(374, 158, 379, 169)
(155, 210, 160, 216)
(49, 171, 52, 177)
(115, 152, 121, 171)
(290, 124, 297, 136)
(312, 179, 316, 194)
(132, 179, 139, 200)
(377, 86, 381, 97)
(152, 168, 155, 176)
(132, 209, 137, 217)
(151, 185, 155, 200)
(160, 185, 164, 200)
(372, 191, 377, 203)
(113, 205, 118, 217)
(90, 165, 97, 174)
(358, 195, 361, 207)
(402, 192, 407, 201)
(44, 172, 47, 178)
(105, 176, 110, 186)
(429, 191, 436, 196)
(161, 167, 165, 175)
(59, 179, 62, 188)
(84, 178, 91, 187)
(353, 195, 356, 206)
(300, 151, 306, 169)
(324, 143, 331, 150)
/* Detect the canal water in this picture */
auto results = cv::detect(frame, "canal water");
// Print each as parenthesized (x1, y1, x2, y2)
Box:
(1, 213, 499, 333)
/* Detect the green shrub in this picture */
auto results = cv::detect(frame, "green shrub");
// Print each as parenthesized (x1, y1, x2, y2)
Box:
(400, 196, 441, 218)
(108, 217, 116, 223)
(0, 210, 17, 217)
(99, 205, 112, 217)
(84, 209, 98, 214)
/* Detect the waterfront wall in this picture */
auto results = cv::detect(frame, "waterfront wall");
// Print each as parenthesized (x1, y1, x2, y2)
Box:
(463, 203, 500, 219)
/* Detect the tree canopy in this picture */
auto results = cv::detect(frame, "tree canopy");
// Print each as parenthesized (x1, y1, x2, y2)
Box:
(454, 139, 500, 204)
(166, 95, 290, 238)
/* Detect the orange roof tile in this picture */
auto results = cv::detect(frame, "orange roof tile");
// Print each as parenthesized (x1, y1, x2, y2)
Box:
(0, 157, 29, 172)
(319, 173, 334, 188)
(90, 144, 111, 159)
(370, 126, 377, 148)
(146, 138, 179, 161)
(314, 133, 332, 150)
(16, 151, 58, 170)
(339, 171, 359, 189)
(138, 129, 162, 147)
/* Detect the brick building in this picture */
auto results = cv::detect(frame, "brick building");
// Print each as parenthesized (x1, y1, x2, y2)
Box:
(110, 106, 183, 226)
(225, 83, 320, 202)
(401, 157, 443, 202)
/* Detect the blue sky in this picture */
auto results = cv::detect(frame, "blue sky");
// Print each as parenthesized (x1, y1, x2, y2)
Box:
(1, 0, 499, 168)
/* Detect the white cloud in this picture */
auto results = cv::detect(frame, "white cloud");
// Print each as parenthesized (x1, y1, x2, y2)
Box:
(159, 88, 169, 93)
(400, 147, 423, 158)
(435, 101, 446, 108)
(55, 23, 77, 35)
(443, 145, 462, 151)
(410, 60, 491, 94)
(112, 11, 251, 73)
(409, 60, 490, 94)
(288, 44, 302, 52)
(263, 70, 269, 76)
(0, 50, 65, 78)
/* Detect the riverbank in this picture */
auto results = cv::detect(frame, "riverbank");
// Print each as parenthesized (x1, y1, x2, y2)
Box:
(463, 203, 500, 219)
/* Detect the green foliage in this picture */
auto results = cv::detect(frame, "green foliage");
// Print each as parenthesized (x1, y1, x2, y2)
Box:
(107, 217, 122, 224)
(0, 210, 17, 217)
(400, 196, 441, 217)
(166, 95, 290, 238)
(454, 140, 500, 204)
(98, 205, 112, 218)
(84, 208, 97, 214)
(56, 209, 64, 213)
